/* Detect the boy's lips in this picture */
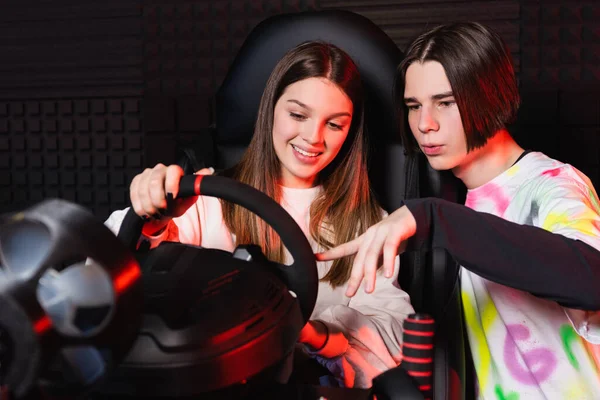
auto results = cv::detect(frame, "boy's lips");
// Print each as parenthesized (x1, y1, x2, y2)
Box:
(422, 144, 444, 156)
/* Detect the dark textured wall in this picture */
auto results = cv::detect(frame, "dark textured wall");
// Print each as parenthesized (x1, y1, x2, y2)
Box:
(0, 0, 317, 218)
(1, 0, 598, 220)
(517, 1, 600, 184)
(0, 0, 144, 218)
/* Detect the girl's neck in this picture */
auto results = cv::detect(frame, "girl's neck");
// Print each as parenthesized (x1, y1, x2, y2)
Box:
(452, 129, 524, 189)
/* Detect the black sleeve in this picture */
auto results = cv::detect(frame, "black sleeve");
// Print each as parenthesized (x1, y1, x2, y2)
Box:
(403, 198, 600, 311)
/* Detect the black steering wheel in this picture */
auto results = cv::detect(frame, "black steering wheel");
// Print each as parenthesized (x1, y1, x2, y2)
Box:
(0, 199, 143, 399)
(118, 174, 318, 322)
(99, 174, 319, 397)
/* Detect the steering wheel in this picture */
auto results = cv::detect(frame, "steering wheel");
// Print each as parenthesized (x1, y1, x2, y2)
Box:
(118, 174, 318, 322)
(0, 199, 143, 398)
(100, 174, 319, 397)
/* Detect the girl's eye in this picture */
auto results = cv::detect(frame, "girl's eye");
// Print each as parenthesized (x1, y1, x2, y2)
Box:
(327, 122, 343, 130)
(406, 104, 420, 111)
(290, 112, 307, 121)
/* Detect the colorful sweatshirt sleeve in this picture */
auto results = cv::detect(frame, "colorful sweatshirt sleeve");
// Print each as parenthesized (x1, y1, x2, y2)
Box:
(305, 257, 414, 388)
(403, 190, 600, 311)
(534, 175, 600, 343)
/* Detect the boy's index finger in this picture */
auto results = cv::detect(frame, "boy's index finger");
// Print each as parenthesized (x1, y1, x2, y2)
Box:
(315, 238, 361, 261)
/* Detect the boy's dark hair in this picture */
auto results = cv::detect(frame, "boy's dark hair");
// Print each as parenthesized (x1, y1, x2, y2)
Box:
(396, 22, 520, 153)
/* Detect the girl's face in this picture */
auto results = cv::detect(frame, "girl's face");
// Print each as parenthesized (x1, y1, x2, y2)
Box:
(403, 61, 469, 172)
(272, 77, 353, 188)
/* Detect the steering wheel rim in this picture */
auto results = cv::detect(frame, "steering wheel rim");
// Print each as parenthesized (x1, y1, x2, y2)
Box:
(117, 174, 318, 323)
(0, 199, 143, 398)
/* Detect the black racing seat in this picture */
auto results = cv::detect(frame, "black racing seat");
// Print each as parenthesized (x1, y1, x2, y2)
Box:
(180, 10, 470, 399)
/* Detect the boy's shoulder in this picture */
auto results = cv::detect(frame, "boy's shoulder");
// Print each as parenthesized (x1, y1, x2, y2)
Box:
(517, 152, 593, 187)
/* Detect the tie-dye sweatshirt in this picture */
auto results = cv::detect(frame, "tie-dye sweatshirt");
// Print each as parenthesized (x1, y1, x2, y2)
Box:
(403, 152, 600, 399)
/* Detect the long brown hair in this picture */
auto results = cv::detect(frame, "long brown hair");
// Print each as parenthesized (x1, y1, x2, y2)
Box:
(221, 41, 382, 287)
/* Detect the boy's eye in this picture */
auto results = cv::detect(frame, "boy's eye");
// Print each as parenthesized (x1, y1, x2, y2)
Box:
(439, 101, 455, 108)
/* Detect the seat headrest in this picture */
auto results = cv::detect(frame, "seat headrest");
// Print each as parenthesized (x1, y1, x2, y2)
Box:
(213, 10, 408, 211)
(215, 10, 402, 146)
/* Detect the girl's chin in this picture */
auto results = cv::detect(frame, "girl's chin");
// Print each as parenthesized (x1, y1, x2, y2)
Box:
(281, 167, 321, 188)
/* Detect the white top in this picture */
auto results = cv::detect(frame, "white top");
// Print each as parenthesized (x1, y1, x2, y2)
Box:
(462, 152, 600, 399)
(105, 185, 414, 388)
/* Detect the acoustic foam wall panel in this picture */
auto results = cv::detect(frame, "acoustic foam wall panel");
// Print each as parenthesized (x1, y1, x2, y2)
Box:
(519, 1, 600, 187)
(0, 98, 143, 219)
(1, 0, 598, 217)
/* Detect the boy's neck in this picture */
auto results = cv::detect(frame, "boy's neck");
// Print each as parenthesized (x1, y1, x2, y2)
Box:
(452, 129, 524, 190)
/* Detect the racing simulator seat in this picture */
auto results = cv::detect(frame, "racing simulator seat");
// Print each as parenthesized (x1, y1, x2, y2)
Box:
(179, 9, 470, 400)
(0, 9, 470, 400)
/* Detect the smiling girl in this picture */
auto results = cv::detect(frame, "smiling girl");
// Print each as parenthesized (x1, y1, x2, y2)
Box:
(105, 41, 413, 389)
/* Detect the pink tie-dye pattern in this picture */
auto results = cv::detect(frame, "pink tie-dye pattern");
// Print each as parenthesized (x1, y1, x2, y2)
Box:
(541, 168, 562, 178)
(466, 183, 511, 216)
(503, 324, 557, 385)
(464, 153, 600, 398)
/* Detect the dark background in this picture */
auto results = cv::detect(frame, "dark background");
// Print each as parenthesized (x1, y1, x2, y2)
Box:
(1, 0, 598, 220)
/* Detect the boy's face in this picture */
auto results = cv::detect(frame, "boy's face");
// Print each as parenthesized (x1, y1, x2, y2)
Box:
(403, 61, 469, 171)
